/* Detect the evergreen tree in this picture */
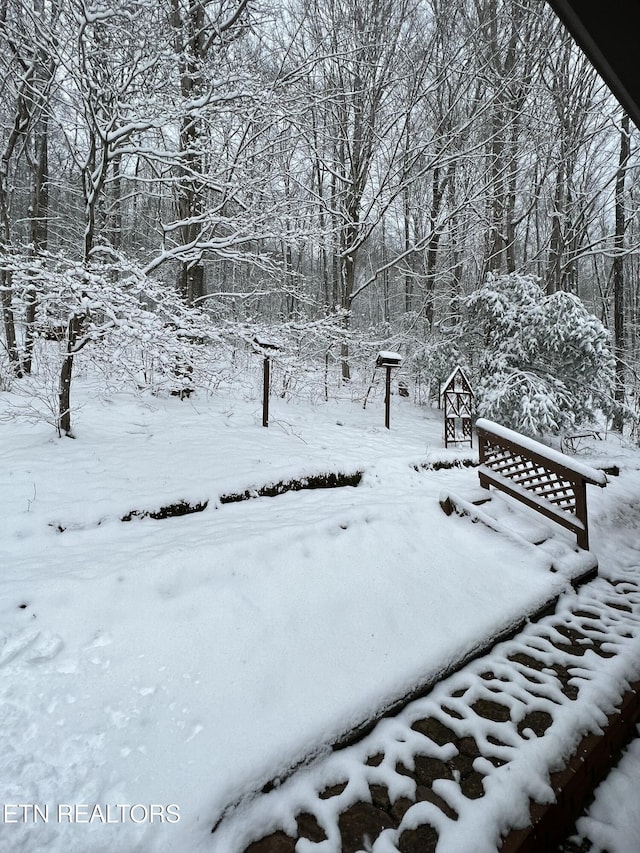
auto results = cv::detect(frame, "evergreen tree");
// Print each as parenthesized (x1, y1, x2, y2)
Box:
(465, 273, 614, 435)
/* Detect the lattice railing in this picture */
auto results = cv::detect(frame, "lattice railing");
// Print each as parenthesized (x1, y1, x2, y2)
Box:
(476, 420, 607, 551)
(482, 442, 577, 512)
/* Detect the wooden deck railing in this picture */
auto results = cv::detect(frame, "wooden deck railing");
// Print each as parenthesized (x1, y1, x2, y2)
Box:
(476, 419, 607, 550)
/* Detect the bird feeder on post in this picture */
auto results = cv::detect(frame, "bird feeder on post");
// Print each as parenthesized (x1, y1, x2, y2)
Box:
(376, 351, 403, 429)
(253, 336, 281, 427)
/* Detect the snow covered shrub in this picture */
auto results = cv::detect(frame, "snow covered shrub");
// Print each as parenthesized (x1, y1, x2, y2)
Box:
(4, 254, 224, 435)
(407, 338, 465, 405)
(1, 360, 62, 431)
(464, 273, 614, 436)
(229, 313, 371, 405)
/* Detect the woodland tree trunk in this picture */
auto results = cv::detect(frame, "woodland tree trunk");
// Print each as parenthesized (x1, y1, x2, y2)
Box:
(24, 105, 50, 374)
(59, 311, 88, 437)
(613, 113, 630, 433)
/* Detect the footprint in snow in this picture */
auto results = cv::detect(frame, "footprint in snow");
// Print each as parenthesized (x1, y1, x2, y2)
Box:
(0, 629, 41, 667)
(0, 628, 66, 668)
(86, 631, 113, 649)
(26, 632, 64, 664)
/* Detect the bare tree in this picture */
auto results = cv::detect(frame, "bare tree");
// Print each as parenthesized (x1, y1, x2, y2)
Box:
(613, 113, 630, 431)
(165, 0, 250, 304)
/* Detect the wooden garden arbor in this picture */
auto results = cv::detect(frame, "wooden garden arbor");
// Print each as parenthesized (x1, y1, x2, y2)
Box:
(442, 366, 473, 449)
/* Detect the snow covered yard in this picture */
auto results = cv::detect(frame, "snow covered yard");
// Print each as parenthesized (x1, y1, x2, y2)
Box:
(568, 724, 640, 853)
(0, 382, 638, 852)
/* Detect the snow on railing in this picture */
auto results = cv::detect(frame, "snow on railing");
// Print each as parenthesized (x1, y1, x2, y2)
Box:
(475, 419, 607, 551)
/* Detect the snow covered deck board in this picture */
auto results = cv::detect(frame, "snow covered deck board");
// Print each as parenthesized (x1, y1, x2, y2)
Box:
(476, 419, 606, 550)
(222, 576, 640, 853)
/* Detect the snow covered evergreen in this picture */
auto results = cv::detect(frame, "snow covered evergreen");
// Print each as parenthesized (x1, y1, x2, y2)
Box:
(464, 273, 615, 436)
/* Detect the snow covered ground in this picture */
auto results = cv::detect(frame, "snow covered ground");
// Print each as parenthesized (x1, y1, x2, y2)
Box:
(570, 724, 640, 853)
(1, 377, 639, 852)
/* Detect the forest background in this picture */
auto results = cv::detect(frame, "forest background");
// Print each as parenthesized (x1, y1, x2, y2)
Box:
(0, 0, 637, 439)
